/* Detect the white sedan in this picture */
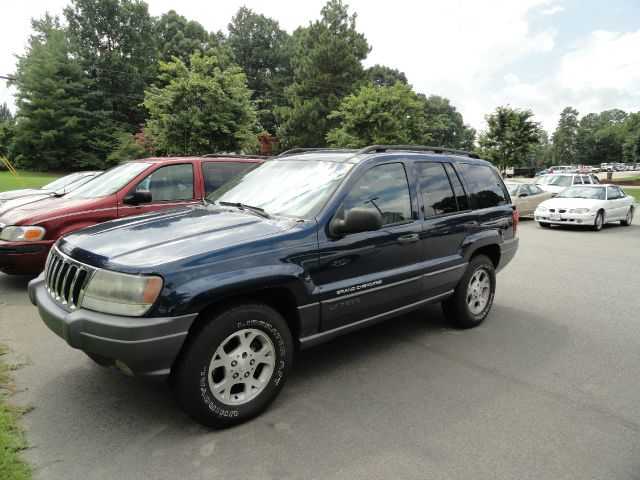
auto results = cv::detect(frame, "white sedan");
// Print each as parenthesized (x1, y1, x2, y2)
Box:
(534, 184, 636, 231)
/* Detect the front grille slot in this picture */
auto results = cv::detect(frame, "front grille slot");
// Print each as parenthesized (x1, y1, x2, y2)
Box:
(44, 248, 93, 310)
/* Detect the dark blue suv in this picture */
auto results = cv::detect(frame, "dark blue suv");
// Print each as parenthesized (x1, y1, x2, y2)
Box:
(28, 145, 519, 428)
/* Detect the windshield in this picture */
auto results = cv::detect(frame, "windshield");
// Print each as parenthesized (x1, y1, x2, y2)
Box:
(53, 173, 100, 195)
(65, 163, 151, 199)
(546, 175, 573, 187)
(207, 160, 353, 219)
(42, 172, 88, 190)
(505, 184, 519, 195)
(556, 186, 605, 200)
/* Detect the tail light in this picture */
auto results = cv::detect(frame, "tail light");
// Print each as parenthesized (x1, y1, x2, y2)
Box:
(512, 209, 519, 236)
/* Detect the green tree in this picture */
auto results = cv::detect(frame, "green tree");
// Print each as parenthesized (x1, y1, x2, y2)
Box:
(531, 130, 553, 167)
(155, 10, 216, 65)
(106, 130, 147, 164)
(0, 103, 13, 125)
(477, 105, 541, 169)
(143, 53, 257, 155)
(365, 64, 407, 88)
(419, 94, 476, 150)
(551, 106, 579, 164)
(326, 83, 430, 147)
(575, 109, 627, 165)
(64, 0, 158, 128)
(10, 16, 100, 170)
(277, 0, 370, 148)
(227, 7, 292, 135)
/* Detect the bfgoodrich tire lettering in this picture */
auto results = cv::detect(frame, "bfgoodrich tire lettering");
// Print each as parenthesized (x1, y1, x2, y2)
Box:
(442, 255, 496, 329)
(172, 303, 293, 428)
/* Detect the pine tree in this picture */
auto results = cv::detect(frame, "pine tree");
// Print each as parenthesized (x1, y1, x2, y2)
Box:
(276, 0, 370, 147)
(551, 107, 579, 164)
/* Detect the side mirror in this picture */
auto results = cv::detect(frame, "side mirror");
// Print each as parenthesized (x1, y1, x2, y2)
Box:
(330, 208, 383, 236)
(124, 189, 152, 205)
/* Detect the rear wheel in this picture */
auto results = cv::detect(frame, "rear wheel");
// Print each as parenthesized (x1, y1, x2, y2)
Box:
(442, 255, 496, 329)
(593, 211, 604, 231)
(621, 207, 633, 226)
(172, 303, 293, 428)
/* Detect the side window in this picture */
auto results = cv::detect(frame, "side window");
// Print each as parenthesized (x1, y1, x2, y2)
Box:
(342, 163, 411, 226)
(416, 163, 457, 217)
(457, 164, 507, 209)
(202, 161, 256, 196)
(607, 187, 620, 199)
(616, 187, 626, 197)
(519, 184, 531, 196)
(134, 163, 194, 202)
(529, 184, 543, 195)
(444, 163, 470, 211)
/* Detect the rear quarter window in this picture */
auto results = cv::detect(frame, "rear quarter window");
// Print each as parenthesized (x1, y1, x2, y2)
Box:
(457, 163, 508, 209)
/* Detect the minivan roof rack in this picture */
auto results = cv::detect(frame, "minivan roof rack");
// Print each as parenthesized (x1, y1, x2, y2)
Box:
(355, 145, 480, 159)
(277, 148, 358, 157)
(203, 153, 268, 159)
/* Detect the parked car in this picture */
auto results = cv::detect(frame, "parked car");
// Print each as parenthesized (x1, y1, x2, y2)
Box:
(29, 145, 519, 428)
(0, 171, 101, 206)
(504, 181, 553, 216)
(588, 166, 599, 174)
(505, 166, 536, 178)
(534, 184, 635, 230)
(535, 169, 549, 176)
(600, 163, 614, 172)
(0, 156, 262, 275)
(0, 171, 102, 215)
(537, 173, 600, 195)
(548, 165, 578, 174)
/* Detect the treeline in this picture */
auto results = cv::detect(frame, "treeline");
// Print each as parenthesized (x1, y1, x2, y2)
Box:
(0, 0, 476, 171)
(0, 0, 639, 172)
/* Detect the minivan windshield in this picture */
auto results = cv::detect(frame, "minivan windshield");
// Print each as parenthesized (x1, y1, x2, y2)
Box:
(65, 162, 151, 199)
(207, 160, 353, 219)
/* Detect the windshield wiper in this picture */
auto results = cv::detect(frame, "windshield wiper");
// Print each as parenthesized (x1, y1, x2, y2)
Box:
(219, 201, 271, 219)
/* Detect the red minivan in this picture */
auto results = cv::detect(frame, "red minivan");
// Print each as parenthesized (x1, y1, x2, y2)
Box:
(0, 156, 262, 275)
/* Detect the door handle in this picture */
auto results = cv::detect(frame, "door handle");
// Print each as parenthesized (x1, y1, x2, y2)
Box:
(397, 233, 419, 245)
(463, 221, 479, 231)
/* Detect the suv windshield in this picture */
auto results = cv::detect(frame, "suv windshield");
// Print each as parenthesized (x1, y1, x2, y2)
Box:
(207, 160, 353, 219)
(65, 163, 151, 199)
(547, 175, 573, 187)
(42, 172, 88, 190)
(556, 186, 605, 200)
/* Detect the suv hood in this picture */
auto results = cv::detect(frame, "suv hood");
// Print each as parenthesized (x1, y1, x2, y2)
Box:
(0, 196, 107, 226)
(58, 205, 299, 271)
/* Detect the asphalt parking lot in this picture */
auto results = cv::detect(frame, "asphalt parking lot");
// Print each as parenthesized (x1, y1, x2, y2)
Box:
(1, 219, 639, 480)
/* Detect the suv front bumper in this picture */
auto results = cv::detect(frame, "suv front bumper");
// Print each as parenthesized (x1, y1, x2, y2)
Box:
(28, 275, 198, 379)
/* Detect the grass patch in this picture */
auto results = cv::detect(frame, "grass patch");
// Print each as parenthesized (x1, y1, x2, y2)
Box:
(612, 175, 640, 182)
(624, 188, 640, 203)
(0, 344, 32, 480)
(0, 171, 61, 193)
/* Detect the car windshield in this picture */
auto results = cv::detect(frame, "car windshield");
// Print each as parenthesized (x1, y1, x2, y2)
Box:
(207, 160, 353, 219)
(505, 184, 519, 195)
(556, 186, 605, 200)
(546, 175, 573, 187)
(41, 172, 88, 190)
(65, 163, 151, 199)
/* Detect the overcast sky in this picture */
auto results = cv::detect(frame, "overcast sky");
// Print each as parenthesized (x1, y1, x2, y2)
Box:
(1, 0, 640, 134)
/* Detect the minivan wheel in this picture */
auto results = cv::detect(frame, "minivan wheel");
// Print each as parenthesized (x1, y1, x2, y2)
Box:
(172, 303, 293, 428)
(442, 254, 496, 329)
(621, 207, 633, 226)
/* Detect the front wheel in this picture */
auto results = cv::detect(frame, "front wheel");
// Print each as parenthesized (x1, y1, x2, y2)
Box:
(593, 211, 604, 231)
(539, 221, 551, 228)
(172, 303, 293, 428)
(621, 207, 633, 226)
(442, 255, 496, 329)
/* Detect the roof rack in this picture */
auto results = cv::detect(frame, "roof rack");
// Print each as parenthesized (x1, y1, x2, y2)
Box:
(277, 148, 358, 157)
(355, 145, 480, 159)
(202, 153, 269, 159)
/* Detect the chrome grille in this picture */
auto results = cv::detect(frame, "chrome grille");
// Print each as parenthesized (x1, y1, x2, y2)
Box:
(44, 247, 94, 311)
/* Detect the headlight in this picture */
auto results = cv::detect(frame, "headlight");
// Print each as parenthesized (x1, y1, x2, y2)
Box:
(0, 225, 46, 242)
(569, 208, 589, 214)
(536, 206, 547, 212)
(82, 269, 163, 316)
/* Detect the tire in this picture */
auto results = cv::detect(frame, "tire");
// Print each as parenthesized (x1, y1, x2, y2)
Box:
(539, 222, 551, 228)
(442, 255, 496, 329)
(172, 303, 293, 428)
(593, 211, 604, 231)
(621, 207, 633, 226)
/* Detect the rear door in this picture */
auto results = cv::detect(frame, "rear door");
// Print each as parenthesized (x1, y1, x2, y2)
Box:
(117, 162, 198, 218)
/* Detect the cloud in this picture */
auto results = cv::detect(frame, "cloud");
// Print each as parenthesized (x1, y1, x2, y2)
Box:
(541, 5, 566, 15)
